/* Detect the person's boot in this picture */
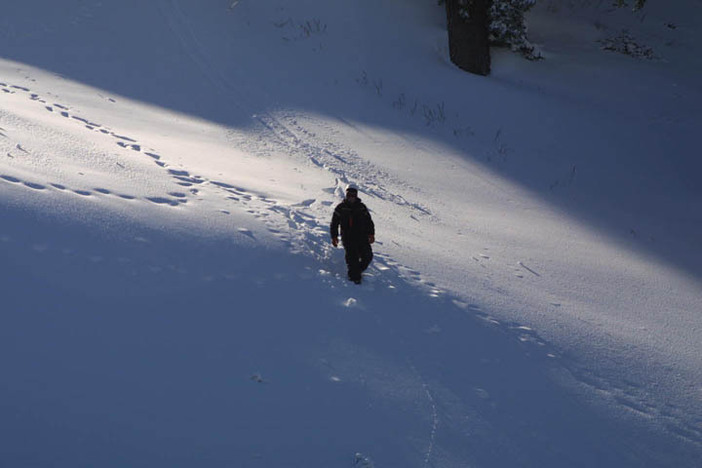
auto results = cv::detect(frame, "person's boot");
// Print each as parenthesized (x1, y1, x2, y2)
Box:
(348, 272, 362, 284)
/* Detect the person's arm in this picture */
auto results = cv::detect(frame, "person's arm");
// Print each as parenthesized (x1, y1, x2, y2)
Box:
(365, 205, 375, 243)
(330, 207, 341, 246)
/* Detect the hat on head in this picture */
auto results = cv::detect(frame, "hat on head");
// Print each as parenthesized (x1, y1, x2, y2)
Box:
(345, 183, 359, 195)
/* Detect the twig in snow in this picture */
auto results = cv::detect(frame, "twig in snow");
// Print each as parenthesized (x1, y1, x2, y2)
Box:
(518, 261, 541, 277)
(373, 78, 383, 96)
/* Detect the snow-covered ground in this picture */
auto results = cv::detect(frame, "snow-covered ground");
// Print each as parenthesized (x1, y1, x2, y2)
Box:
(1, 0, 700, 466)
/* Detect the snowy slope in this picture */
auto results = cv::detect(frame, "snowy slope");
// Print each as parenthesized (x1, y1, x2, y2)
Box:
(1, 0, 701, 466)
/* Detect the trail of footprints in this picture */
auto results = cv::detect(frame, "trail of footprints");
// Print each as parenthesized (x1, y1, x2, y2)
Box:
(2, 81, 456, 295)
(9, 85, 664, 425)
(2, 83, 316, 255)
(0, 81, 365, 264)
(7, 83, 700, 450)
(0, 80, 569, 297)
(1, 81, 324, 223)
(1, 81, 193, 206)
(256, 112, 434, 218)
(2, 81, 294, 214)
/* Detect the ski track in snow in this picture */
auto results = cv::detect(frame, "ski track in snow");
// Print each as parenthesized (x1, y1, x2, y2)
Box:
(406, 360, 439, 468)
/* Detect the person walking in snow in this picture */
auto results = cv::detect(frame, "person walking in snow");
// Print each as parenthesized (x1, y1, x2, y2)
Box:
(330, 185, 375, 284)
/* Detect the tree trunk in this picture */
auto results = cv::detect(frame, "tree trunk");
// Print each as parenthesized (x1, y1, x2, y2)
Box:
(445, 0, 491, 76)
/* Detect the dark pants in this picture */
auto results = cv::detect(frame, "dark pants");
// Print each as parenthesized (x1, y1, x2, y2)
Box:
(343, 239, 373, 281)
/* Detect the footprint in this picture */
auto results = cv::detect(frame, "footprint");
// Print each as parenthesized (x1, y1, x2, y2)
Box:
(294, 199, 316, 207)
(111, 133, 137, 142)
(115, 141, 141, 150)
(146, 197, 179, 206)
(168, 169, 204, 185)
(1, 175, 21, 183)
(93, 188, 111, 195)
(237, 228, 255, 239)
(24, 181, 46, 190)
(211, 180, 238, 190)
(74, 190, 92, 196)
(72, 116, 100, 127)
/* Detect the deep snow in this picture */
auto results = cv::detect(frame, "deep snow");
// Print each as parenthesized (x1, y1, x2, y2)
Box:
(1, 0, 701, 466)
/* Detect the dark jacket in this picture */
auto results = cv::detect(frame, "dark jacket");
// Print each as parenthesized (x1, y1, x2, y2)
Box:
(330, 198, 375, 243)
